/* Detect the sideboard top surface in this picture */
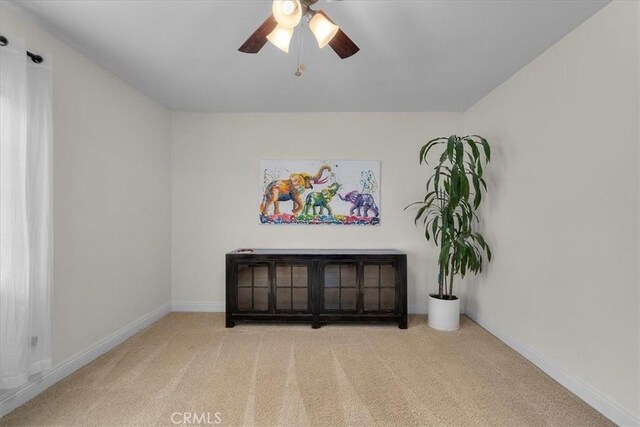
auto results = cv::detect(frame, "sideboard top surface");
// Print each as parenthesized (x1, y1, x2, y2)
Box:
(227, 249, 405, 256)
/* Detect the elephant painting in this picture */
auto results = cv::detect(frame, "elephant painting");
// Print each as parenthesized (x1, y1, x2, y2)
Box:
(260, 165, 332, 215)
(338, 190, 379, 217)
(304, 183, 341, 216)
(259, 160, 381, 225)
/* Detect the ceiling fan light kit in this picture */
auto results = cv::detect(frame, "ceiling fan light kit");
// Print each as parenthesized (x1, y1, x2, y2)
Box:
(272, 0, 302, 29)
(308, 10, 339, 48)
(239, 0, 359, 62)
(266, 24, 294, 53)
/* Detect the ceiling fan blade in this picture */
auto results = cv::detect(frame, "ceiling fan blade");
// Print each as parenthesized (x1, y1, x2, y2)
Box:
(238, 15, 278, 54)
(316, 10, 359, 59)
(329, 28, 359, 59)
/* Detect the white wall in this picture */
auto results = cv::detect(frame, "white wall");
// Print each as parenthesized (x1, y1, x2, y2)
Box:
(172, 3, 639, 423)
(2, 0, 637, 424)
(171, 113, 464, 312)
(0, 6, 172, 367)
(463, 0, 639, 423)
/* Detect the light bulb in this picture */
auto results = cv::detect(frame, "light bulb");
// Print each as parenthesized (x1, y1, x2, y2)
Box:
(272, 0, 302, 29)
(281, 0, 296, 15)
(309, 12, 339, 48)
(267, 25, 294, 53)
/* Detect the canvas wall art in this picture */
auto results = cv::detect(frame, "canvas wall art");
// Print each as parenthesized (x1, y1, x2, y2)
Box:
(259, 160, 381, 225)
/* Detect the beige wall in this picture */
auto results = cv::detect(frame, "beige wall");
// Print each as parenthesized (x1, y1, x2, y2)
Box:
(463, 0, 639, 420)
(0, 6, 172, 365)
(171, 113, 464, 312)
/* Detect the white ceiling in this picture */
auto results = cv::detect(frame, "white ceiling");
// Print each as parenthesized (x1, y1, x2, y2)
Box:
(9, 0, 608, 112)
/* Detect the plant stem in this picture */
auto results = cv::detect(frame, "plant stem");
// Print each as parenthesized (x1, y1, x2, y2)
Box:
(449, 255, 454, 297)
(438, 189, 445, 299)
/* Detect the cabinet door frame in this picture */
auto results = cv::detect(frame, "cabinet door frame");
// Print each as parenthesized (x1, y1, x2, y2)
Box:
(273, 261, 313, 314)
(361, 261, 400, 314)
(318, 260, 362, 314)
(232, 262, 272, 313)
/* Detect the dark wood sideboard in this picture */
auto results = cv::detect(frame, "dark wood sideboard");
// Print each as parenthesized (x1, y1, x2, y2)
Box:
(225, 249, 407, 329)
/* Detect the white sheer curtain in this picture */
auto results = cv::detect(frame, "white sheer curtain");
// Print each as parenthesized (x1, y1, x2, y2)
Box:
(0, 35, 52, 390)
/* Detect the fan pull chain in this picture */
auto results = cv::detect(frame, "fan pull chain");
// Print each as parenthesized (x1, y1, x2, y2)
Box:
(295, 20, 305, 77)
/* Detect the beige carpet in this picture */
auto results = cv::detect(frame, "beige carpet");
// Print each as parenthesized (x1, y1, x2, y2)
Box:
(0, 313, 611, 427)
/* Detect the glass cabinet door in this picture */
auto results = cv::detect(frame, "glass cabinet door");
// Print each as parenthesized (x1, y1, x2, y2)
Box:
(322, 263, 358, 312)
(363, 263, 397, 312)
(275, 264, 310, 313)
(236, 264, 270, 312)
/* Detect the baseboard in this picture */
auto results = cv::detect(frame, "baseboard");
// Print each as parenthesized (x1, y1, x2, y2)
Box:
(466, 311, 639, 427)
(173, 300, 433, 315)
(409, 303, 466, 315)
(171, 301, 225, 312)
(0, 303, 171, 418)
(408, 303, 428, 314)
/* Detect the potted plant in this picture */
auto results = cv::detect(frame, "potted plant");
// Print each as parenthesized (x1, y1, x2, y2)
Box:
(407, 135, 492, 331)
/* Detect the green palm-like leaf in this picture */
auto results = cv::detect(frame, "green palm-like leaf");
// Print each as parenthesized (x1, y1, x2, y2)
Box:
(446, 136, 455, 162)
(472, 175, 481, 208)
(455, 137, 464, 165)
(467, 138, 480, 162)
(475, 135, 491, 162)
(414, 205, 428, 225)
(409, 134, 492, 298)
(420, 138, 446, 164)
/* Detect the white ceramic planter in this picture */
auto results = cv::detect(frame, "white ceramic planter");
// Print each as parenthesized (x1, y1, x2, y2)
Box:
(427, 294, 460, 331)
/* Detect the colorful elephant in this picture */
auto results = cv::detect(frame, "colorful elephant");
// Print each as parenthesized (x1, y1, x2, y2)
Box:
(304, 182, 341, 216)
(338, 190, 379, 217)
(260, 165, 332, 215)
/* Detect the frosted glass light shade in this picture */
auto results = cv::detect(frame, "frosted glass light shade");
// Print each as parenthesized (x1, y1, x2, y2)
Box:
(272, 0, 302, 29)
(267, 25, 294, 53)
(309, 12, 339, 48)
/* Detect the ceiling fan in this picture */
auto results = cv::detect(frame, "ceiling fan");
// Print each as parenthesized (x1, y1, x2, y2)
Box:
(238, 0, 359, 59)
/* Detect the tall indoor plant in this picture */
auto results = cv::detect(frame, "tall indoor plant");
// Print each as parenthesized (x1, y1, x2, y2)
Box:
(408, 135, 492, 330)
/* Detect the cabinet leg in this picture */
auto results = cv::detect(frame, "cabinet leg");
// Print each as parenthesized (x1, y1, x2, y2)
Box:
(226, 319, 235, 328)
(312, 321, 321, 329)
(399, 317, 408, 329)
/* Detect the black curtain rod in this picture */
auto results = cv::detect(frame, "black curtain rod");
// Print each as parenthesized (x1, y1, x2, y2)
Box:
(0, 34, 43, 63)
